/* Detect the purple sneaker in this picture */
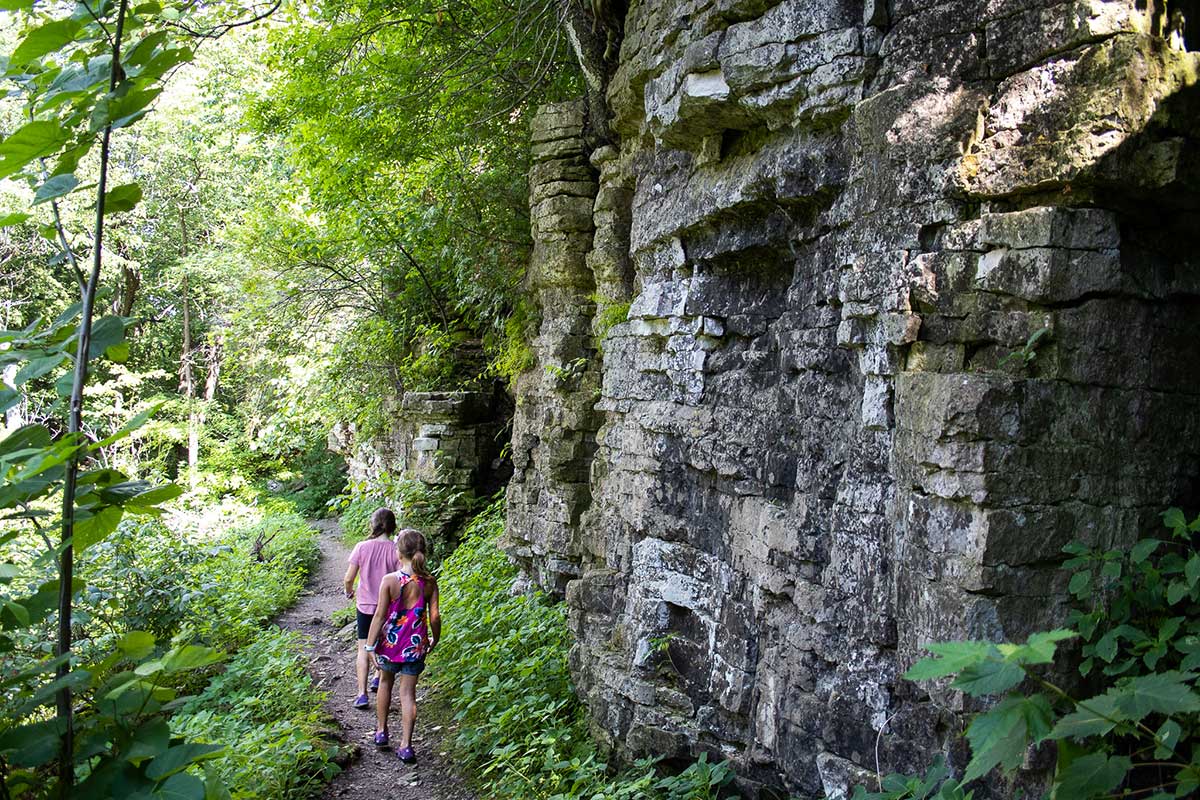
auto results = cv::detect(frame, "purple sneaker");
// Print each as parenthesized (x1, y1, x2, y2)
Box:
(369, 675, 380, 692)
(352, 693, 370, 709)
(396, 746, 416, 763)
(374, 731, 389, 749)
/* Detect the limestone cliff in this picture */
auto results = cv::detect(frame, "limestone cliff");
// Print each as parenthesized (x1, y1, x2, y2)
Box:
(504, 1, 1200, 797)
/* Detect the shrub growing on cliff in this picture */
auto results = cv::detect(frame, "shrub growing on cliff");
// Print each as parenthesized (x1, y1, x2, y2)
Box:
(855, 508, 1200, 799)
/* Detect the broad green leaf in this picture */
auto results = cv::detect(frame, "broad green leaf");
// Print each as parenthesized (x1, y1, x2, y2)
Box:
(963, 695, 1052, 782)
(1168, 580, 1190, 605)
(0, 120, 71, 179)
(203, 765, 232, 800)
(998, 630, 1076, 666)
(3, 601, 28, 626)
(0, 212, 31, 227)
(87, 314, 127, 358)
(904, 641, 992, 681)
(10, 18, 83, 68)
(1163, 507, 1187, 531)
(952, 658, 1024, 697)
(145, 743, 225, 780)
(125, 717, 169, 762)
(1068, 571, 1090, 597)
(1186, 554, 1200, 587)
(0, 424, 52, 459)
(1131, 538, 1162, 563)
(0, 0, 35, 11)
(13, 353, 65, 385)
(1155, 718, 1182, 758)
(32, 173, 78, 204)
(1053, 752, 1129, 798)
(117, 630, 156, 660)
(1112, 672, 1200, 721)
(92, 89, 161, 132)
(127, 483, 182, 507)
(1049, 693, 1126, 740)
(0, 717, 68, 768)
(0, 564, 19, 582)
(158, 772, 206, 800)
(17, 668, 91, 715)
(103, 182, 143, 213)
(74, 504, 124, 550)
(106, 341, 130, 362)
(158, 644, 223, 674)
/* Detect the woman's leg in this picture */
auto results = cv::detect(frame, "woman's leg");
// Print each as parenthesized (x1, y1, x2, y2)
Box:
(355, 640, 369, 695)
(376, 671, 395, 734)
(397, 673, 419, 749)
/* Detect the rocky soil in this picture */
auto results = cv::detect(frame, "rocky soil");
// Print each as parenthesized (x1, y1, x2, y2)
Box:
(276, 520, 475, 800)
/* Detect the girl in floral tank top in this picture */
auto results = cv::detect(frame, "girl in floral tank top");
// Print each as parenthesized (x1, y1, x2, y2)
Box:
(365, 528, 441, 763)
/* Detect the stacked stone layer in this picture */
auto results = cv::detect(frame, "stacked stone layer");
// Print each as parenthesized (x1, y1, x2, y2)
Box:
(505, 1, 1200, 797)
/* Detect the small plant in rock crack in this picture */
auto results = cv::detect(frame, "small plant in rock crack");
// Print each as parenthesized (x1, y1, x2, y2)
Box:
(649, 632, 683, 678)
(997, 326, 1050, 370)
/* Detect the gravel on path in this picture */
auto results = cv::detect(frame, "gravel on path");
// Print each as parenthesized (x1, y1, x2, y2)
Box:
(277, 519, 475, 800)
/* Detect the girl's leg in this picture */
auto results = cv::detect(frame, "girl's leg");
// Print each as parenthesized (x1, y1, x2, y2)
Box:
(355, 640, 369, 696)
(376, 671, 395, 734)
(397, 674, 419, 749)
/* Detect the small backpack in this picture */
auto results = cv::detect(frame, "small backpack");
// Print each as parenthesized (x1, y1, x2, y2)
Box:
(376, 572, 428, 664)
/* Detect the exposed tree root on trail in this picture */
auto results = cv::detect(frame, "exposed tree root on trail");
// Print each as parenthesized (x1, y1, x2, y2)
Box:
(277, 520, 475, 800)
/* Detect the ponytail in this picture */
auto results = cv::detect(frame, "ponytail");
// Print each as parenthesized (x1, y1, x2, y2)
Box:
(397, 528, 433, 579)
(369, 508, 397, 539)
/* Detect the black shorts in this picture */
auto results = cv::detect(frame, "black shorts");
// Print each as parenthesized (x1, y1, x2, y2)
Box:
(356, 610, 373, 640)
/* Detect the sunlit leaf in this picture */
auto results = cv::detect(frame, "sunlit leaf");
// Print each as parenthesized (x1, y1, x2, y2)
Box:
(32, 173, 79, 204)
(10, 18, 83, 68)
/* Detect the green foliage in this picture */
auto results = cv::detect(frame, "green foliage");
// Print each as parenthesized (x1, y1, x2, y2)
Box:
(592, 297, 631, 350)
(172, 627, 340, 798)
(331, 472, 472, 565)
(869, 508, 1200, 799)
(182, 513, 320, 651)
(433, 500, 738, 800)
(852, 758, 971, 800)
(997, 327, 1050, 370)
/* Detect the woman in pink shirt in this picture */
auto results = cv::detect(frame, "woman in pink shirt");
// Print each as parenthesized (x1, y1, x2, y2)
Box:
(343, 507, 399, 708)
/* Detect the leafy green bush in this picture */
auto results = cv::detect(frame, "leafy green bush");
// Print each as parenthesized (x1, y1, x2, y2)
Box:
(183, 513, 320, 650)
(331, 473, 471, 567)
(855, 507, 1200, 799)
(172, 628, 339, 798)
(433, 500, 736, 799)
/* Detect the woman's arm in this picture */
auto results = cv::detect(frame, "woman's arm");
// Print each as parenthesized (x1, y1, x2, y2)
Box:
(365, 576, 394, 649)
(343, 563, 359, 599)
(426, 581, 441, 653)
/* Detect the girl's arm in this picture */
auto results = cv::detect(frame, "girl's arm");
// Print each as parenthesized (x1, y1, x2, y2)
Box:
(365, 576, 395, 649)
(342, 563, 359, 599)
(426, 581, 441, 653)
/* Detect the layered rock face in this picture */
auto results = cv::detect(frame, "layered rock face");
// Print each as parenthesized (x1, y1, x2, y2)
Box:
(505, 1, 1200, 797)
(331, 391, 507, 532)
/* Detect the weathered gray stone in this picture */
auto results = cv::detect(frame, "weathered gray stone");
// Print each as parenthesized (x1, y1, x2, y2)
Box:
(504, 2, 1200, 798)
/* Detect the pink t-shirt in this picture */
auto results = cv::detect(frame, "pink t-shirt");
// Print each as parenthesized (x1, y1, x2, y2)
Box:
(349, 538, 399, 614)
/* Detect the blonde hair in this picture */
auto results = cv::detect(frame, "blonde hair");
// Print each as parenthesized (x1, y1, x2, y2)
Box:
(396, 528, 432, 579)
(369, 508, 396, 539)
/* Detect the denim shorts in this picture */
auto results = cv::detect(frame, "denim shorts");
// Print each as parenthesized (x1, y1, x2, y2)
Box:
(375, 655, 426, 676)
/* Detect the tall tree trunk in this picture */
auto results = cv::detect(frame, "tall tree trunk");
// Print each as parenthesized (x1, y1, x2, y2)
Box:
(58, 1, 130, 792)
(179, 271, 199, 487)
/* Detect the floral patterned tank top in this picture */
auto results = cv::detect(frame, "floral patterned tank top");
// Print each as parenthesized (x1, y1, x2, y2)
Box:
(376, 571, 428, 664)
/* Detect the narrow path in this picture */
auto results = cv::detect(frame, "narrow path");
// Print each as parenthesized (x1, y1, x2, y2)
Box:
(277, 519, 475, 800)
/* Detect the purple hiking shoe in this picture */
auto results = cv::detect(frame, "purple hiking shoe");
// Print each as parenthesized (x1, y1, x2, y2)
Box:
(352, 693, 370, 709)
(369, 675, 380, 692)
(396, 746, 416, 763)
(374, 731, 389, 749)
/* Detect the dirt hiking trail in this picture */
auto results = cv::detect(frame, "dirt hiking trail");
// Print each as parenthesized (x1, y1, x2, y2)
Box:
(277, 519, 475, 800)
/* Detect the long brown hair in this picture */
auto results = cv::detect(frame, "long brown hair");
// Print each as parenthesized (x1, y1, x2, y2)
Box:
(369, 508, 396, 539)
(396, 528, 433, 580)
